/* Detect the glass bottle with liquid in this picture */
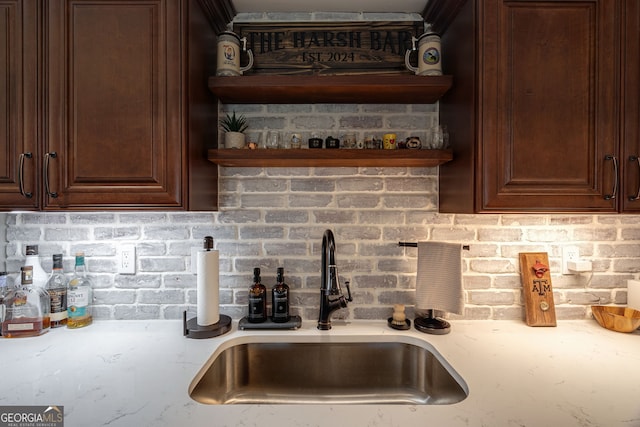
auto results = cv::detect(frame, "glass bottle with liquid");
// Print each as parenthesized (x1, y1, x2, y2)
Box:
(46, 254, 68, 328)
(2, 266, 50, 337)
(271, 267, 290, 323)
(24, 244, 50, 332)
(67, 252, 93, 329)
(24, 245, 48, 287)
(247, 267, 267, 323)
(0, 272, 8, 336)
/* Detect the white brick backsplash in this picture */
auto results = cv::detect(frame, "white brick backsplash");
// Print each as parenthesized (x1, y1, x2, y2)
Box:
(142, 226, 190, 240)
(526, 228, 571, 242)
(163, 274, 196, 289)
(613, 258, 640, 272)
(574, 227, 618, 241)
(137, 289, 185, 305)
(93, 226, 141, 240)
(240, 194, 287, 208)
(478, 228, 522, 242)
(44, 227, 90, 241)
(468, 290, 517, 306)
(290, 179, 335, 192)
(119, 213, 167, 223)
(555, 306, 589, 320)
(502, 215, 547, 226)
(140, 257, 184, 272)
(336, 194, 381, 208)
(264, 211, 309, 223)
(94, 289, 136, 304)
(114, 305, 160, 320)
(8, 201, 639, 321)
(115, 275, 161, 289)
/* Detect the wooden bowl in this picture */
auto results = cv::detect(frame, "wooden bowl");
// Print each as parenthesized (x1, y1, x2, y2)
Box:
(591, 305, 640, 333)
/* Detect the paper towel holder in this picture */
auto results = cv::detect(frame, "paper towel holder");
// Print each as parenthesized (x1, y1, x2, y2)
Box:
(399, 241, 468, 335)
(183, 236, 232, 339)
(183, 310, 231, 339)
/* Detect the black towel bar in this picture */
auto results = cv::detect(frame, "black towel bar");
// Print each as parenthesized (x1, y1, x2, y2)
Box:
(398, 242, 470, 250)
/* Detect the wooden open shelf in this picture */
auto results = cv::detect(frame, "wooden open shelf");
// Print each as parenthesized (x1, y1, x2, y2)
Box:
(208, 148, 453, 167)
(208, 74, 453, 104)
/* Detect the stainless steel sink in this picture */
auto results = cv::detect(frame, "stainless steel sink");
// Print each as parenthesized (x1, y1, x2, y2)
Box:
(189, 335, 468, 405)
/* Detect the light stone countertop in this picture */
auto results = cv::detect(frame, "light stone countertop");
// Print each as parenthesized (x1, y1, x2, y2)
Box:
(1, 319, 638, 427)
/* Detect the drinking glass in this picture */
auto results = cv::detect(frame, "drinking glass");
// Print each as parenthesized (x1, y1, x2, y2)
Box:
(266, 131, 281, 149)
(290, 133, 302, 149)
(431, 125, 444, 149)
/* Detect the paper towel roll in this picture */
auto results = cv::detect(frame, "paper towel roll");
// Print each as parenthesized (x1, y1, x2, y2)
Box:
(197, 250, 220, 326)
(627, 280, 640, 311)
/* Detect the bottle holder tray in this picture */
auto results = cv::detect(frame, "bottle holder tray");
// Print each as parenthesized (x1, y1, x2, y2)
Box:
(239, 315, 302, 330)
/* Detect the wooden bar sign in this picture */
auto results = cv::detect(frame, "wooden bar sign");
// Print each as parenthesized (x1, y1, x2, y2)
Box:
(234, 21, 424, 75)
(519, 252, 557, 327)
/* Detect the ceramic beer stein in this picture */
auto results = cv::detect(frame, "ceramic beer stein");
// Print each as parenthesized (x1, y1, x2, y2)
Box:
(404, 32, 442, 76)
(216, 32, 254, 76)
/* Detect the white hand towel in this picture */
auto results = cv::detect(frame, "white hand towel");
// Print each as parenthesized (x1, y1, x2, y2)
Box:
(415, 242, 464, 314)
(628, 280, 640, 311)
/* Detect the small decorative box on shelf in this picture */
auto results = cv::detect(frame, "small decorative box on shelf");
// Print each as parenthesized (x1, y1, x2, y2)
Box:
(207, 148, 453, 168)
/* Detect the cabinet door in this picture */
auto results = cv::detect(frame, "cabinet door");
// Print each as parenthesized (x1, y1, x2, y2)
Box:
(0, 0, 39, 210)
(622, 0, 640, 212)
(44, 0, 183, 209)
(481, 0, 618, 212)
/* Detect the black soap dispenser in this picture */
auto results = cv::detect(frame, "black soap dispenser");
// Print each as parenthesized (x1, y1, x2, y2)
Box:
(248, 267, 267, 323)
(271, 267, 290, 323)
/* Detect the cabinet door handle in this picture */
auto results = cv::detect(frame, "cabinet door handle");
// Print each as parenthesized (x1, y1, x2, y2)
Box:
(604, 154, 618, 200)
(18, 152, 33, 198)
(44, 151, 58, 198)
(630, 155, 640, 202)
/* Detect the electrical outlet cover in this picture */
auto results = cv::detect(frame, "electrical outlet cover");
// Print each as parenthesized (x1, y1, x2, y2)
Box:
(118, 245, 136, 274)
(562, 246, 580, 275)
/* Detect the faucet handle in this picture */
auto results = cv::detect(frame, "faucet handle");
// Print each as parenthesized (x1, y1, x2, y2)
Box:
(344, 280, 353, 302)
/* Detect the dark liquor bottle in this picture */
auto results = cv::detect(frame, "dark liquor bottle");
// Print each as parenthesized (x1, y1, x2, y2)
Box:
(271, 267, 290, 323)
(247, 267, 267, 323)
(46, 254, 68, 328)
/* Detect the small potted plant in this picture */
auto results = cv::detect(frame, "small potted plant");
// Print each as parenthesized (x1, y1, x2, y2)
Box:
(220, 111, 248, 149)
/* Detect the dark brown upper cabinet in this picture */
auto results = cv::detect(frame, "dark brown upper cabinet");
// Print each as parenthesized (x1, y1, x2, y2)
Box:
(0, 0, 39, 210)
(434, 0, 626, 213)
(1, 0, 218, 211)
(622, 0, 640, 213)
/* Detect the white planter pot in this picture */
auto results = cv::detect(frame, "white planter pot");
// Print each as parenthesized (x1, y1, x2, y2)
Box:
(224, 132, 245, 149)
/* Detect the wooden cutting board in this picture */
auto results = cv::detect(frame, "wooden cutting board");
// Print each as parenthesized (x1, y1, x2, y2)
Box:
(519, 252, 557, 327)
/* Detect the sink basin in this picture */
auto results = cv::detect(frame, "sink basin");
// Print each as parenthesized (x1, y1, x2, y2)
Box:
(189, 334, 468, 405)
